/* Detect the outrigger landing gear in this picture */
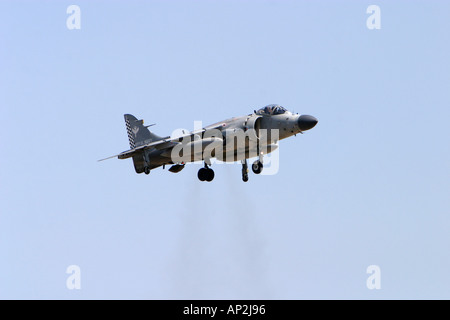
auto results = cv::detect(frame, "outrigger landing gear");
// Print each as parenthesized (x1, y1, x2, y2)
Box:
(143, 150, 151, 175)
(198, 163, 215, 182)
(241, 159, 249, 182)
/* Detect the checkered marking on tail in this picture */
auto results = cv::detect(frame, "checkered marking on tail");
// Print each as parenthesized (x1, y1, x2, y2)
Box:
(125, 118, 135, 149)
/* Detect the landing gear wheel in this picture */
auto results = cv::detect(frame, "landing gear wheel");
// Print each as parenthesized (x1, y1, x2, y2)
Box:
(198, 167, 214, 182)
(243, 174, 249, 182)
(144, 167, 150, 175)
(252, 160, 263, 174)
(205, 168, 215, 182)
(198, 168, 207, 181)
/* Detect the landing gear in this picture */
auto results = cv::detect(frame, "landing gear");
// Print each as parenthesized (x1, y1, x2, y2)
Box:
(198, 165, 214, 182)
(241, 159, 249, 182)
(143, 150, 151, 175)
(252, 160, 263, 174)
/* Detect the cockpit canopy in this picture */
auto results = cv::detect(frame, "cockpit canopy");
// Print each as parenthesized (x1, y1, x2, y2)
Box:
(256, 104, 287, 116)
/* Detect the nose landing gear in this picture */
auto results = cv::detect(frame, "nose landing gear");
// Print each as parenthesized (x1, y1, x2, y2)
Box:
(251, 160, 263, 174)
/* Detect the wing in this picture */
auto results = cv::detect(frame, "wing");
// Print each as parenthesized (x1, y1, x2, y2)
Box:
(98, 124, 224, 161)
(97, 137, 177, 161)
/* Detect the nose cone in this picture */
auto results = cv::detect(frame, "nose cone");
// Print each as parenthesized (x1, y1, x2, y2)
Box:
(298, 115, 318, 131)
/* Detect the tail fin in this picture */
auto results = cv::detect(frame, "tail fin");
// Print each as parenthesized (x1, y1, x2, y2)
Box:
(124, 114, 162, 149)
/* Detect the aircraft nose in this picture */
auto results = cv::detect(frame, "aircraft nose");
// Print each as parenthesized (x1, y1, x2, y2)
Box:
(298, 115, 318, 131)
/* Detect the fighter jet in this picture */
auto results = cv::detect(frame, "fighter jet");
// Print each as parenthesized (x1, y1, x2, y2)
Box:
(99, 104, 318, 182)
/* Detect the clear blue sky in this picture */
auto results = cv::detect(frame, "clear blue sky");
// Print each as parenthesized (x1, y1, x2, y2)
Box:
(1, 0, 449, 299)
